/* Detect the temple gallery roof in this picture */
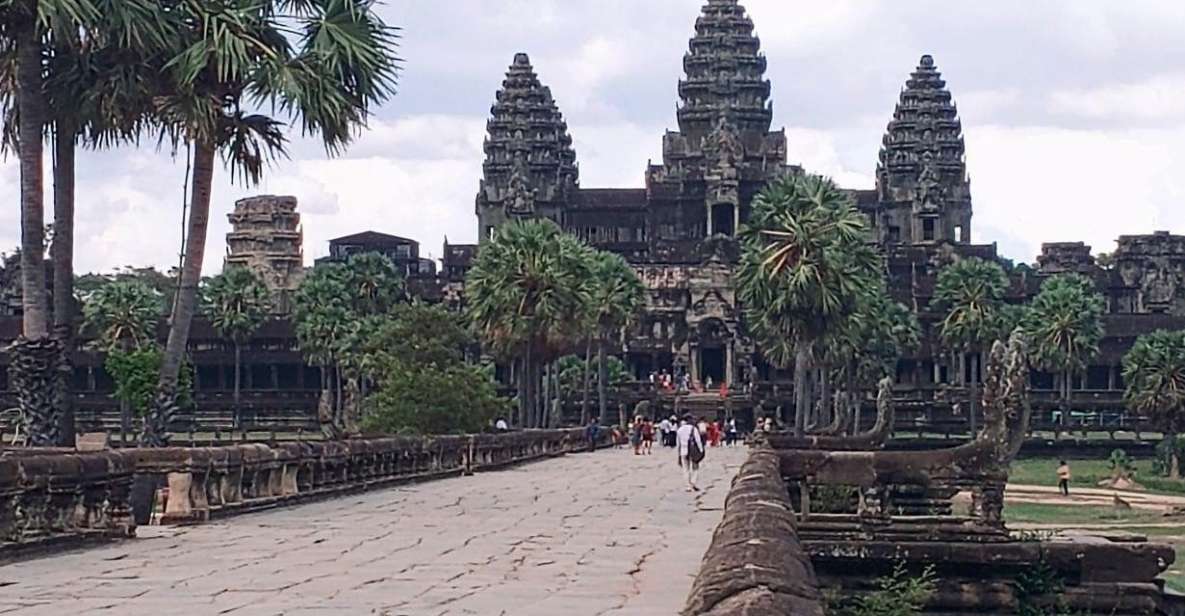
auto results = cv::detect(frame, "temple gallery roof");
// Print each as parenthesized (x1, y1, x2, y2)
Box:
(572, 188, 648, 210)
(328, 231, 417, 246)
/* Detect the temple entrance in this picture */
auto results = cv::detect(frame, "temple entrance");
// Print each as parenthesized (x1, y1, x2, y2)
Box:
(710, 203, 735, 237)
(699, 347, 725, 387)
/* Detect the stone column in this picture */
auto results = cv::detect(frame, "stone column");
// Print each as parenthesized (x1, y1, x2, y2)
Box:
(725, 341, 735, 386)
(689, 347, 699, 386)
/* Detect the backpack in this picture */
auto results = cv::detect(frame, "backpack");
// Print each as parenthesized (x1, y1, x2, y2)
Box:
(687, 429, 705, 463)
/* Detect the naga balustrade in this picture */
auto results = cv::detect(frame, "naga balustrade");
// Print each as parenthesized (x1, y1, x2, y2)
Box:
(135, 428, 597, 524)
(681, 450, 824, 616)
(0, 448, 136, 557)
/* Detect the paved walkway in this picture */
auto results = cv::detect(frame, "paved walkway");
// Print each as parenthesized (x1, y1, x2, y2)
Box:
(1, 444, 747, 615)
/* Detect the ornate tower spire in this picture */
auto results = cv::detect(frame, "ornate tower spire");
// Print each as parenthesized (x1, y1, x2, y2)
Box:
(476, 53, 578, 239)
(677, 0, 772, 137)
(875, 54, 972, 246)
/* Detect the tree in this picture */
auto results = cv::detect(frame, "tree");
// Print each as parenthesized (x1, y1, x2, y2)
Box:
(343, 252, 403, 315)
(1123, 330, 1185, 479)
(293, 262, 353, 437)
(81, 279, 162, 441)
(202, 267, 270, 429)
(144, 0, 400, 446)
(466, 220, 593, 428)
(932, 257, 1010, 436)
(587, 251, 644, 424)
(737, 173, 880, 436)
(1022, 274, 1105, 430)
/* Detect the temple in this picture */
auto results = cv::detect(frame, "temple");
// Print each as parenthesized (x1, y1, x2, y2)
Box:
(0, 0, 1183, 436)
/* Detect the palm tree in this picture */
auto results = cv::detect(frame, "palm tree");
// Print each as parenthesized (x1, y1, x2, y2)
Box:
(82, 279, 162, 442)
(293, 262, 353, 437)
(343, 252, 404, 316)
(1124, 330, 1185, 479)
(466, 220, 593, 428)
(737, 173, 879, 436)
(588, 251, 644, 424)
(144, 1, 400, 446)
(1022, 274, 1104, 431)
(932, 257, 1010, 436)
(203, 267, 270, 429)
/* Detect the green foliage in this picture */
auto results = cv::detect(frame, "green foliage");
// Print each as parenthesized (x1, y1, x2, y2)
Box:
(829, 562, 936, 616)
(203, 266, 270, 343)
(465, 219, 594, 358)
(1109, 448, 1135, 478)
(1022, 274, 1104, 375)
(556, 353, 628, 396)
(106, 348, 191, 417)
(932, 257, 1010, 352)
(824, 280, 921, 384)
(737, 173, 881, 367)
(81, 278, 162, 351)
(1015, 560, 1068, 616)
(342, 252, 403, 315)
(293, 261, 354, 366)
(361, 361, 506, 435)
(588, 250, 645, 340)
(1153, 436, 1185, 477)
(340, 301, 471, 384)
(1123, 330, 1185, 435)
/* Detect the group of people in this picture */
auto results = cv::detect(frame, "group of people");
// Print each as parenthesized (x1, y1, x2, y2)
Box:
(583, 414, 743, 491)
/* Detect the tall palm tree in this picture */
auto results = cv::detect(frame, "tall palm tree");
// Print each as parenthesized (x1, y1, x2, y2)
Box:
(1124, 330, 1185, 479)
(737, 173, 879, 436)
(344, 252, 403, 316)
(203, 267, 270, 429)
(293, 262, 353, 437)
(144, 0, 400, 446)
(588, 251, 644, 424)
(1022, 274, 1104, 430)
(82, 279, 162, 441)
(932, 257, 1010, 436)
(466, 220, 593, 428)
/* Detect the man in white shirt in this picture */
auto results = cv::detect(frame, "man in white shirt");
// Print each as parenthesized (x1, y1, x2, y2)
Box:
(494, 418, 509, 431)
(676, 414, 704, 492)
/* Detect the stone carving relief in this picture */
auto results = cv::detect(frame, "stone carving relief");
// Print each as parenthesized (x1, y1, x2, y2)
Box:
(691, 290, 736, 321)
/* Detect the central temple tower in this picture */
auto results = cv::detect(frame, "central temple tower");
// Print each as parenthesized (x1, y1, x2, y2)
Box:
(647, 0, 790, 241)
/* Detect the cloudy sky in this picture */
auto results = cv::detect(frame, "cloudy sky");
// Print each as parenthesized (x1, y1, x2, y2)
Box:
(2, 0, 1184, 274)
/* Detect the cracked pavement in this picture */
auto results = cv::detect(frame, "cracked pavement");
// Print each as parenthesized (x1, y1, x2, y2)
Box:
(0, 445, 746, 615)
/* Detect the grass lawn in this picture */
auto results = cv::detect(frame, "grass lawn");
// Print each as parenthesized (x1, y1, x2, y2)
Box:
(1004, 502, 1165, 525)
(1009, 456, 1185, 496)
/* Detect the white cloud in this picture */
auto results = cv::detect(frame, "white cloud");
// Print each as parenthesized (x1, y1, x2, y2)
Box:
(1049, 73, 1185, 121)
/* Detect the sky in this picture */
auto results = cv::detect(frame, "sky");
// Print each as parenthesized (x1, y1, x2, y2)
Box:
(2, 0, 1184, 274)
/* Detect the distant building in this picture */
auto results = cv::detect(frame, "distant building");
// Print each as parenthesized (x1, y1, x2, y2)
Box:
(318, 231, 437, 279)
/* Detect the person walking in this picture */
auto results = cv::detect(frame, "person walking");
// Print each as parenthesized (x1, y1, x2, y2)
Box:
(677, 414, 705, 492)
(631, 416, 644, 455)
(585, 416, 601, 452)
(1057, 460, 1072, 496)
(725, 418, 738, 446)
(658, 416, 672, 448)
(641, 418, 654, 455)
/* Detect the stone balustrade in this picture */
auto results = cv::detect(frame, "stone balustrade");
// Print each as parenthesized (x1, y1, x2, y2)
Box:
(1, 428, 600, 558)
(681, 450, 824, 616)
(134, 428, 596, 525)
(0, 449, 136, 558)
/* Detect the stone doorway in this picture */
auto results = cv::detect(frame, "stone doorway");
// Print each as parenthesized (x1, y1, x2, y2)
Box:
(699, 347, 725, 386)
(710, 203, 735, 237)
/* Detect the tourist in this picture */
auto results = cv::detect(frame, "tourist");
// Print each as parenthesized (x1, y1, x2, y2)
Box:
(676, 414, 705, 492)
(1057, 460, 1072, 496)
(725, 418, 738, 446)
(631, 416, 644, 455)
(697, 416, 709, 438)
(706, 419, 720, 447)
(705, 375, 714, 391)
(585, 416, 601, 452)
(658, 416, 672, 447)
(667, 415, 679, 447)
(762, 416, 774, 432)
(494, 417, 509, 431)
(641, 418, 654, 454)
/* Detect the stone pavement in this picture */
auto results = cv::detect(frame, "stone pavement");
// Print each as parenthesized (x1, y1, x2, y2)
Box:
(0, 443, 747, 615)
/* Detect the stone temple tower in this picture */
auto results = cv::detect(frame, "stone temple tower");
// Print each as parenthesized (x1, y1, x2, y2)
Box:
(225, 195, 305, 313)
(875, 54, 972, 246)
(650, 0, 789, 238)
(475, 53, 579, 240)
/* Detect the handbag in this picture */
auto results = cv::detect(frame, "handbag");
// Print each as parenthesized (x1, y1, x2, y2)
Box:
(687, 429, 705, 463)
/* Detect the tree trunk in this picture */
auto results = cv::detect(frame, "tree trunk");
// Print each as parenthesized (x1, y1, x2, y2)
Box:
(542, 361, 551, 429)
(119, 397, 131, 447)
(847, 364, 859, 435)
(233, 341, 242, 430)
(968, 351, 979, 438)
(16, 3, 48, 340)
(52, 123, 77, 447)
(145, 140, 215, 446)
(793, 344, 810, 437)
(523, 342, 535, 428)
(1170, 433, 1181, 480)
(597, 338, 608, 425)
(580, 337, 593, 425)
(514, 357, 525, 427)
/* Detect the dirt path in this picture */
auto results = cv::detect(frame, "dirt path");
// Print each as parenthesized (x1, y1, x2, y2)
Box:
(1006, 483, 1185, 511)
